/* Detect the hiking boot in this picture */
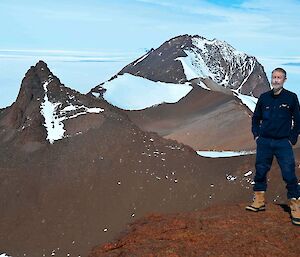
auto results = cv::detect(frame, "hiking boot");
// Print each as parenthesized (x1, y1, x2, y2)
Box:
(245, 191, 266, 212)
(289, 198, 300, 226)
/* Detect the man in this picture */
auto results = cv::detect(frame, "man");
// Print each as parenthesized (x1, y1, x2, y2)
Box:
(246, 67, 300, 226)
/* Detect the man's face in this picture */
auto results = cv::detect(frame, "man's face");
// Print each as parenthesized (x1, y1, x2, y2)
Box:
(271, 71, 286, 92)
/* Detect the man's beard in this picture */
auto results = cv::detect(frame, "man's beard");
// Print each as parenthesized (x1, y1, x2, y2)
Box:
(272, 84, 283, 93)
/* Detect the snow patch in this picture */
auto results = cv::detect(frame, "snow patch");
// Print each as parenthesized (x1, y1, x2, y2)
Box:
(40, 80, 65, 143)
(196, 150, 256, 158)
(226, 174, 237, 181)
(92, 92, 100, 98)
(176, 49, 215, 81)
(132, 52, 150, 66)
(177, 37, 256, 93)
(233, 91, 258, 112)
(244, 170, 253, 177)
(0, 254, 12, 257)
(236, 58, 255, 90)
(197, 81, 211, 91)
(40, 80, 104, 144)
(101, 73, 192, 110)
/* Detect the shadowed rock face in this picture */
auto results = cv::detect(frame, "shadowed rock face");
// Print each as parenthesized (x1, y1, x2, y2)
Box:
(88, 203, 300, 257)
(0, 61, 51, 145)
(118, 36, 191, 84)
(241, 62, 270, 97)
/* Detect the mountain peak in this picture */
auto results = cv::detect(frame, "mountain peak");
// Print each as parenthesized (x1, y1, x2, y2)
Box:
(15, 60, 62, 109)
(35, 59, 48, 69)
(0, 61, 108, 148)
(115, 34, 269, 97)
(26, 60, 52, 79)
(10, 61, 61, 121)
(0, 61, 63, 146)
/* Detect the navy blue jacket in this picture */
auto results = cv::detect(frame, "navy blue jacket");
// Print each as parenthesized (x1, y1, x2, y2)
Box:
(252, 88, 300, 145)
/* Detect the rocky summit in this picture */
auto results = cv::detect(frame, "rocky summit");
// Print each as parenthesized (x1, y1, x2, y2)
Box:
(89, 35, 271, 151)
(112, 34, 269, 97)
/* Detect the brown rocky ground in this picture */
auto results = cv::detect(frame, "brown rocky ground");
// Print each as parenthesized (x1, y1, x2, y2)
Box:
(88, 203, 300, 257)
(126, 85, 255, 152)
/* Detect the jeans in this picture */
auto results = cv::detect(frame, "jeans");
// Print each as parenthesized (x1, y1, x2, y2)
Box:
(254, 137, 300, 199)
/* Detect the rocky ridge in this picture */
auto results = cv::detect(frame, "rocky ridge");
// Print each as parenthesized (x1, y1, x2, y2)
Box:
(90, 35, 270, 98)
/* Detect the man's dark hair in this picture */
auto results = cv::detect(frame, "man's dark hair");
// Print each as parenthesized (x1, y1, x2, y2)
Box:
(272, 67, 287, 78)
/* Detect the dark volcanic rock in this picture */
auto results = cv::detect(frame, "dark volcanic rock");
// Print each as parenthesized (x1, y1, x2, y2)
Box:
(0, 61, 51, 144)
(119, 36, 191, 84)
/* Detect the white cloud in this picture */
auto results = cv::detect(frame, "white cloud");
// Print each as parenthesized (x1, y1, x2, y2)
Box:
(0, 49, 138, 62)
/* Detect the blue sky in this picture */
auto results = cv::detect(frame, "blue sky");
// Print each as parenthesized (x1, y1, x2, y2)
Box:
(1, 0, 300, 108)
(1, 0, 300, 55)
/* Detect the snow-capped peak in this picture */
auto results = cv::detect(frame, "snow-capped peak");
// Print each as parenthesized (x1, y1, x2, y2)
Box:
(176, 36, 256, 92)
(116, 34, 269, 98)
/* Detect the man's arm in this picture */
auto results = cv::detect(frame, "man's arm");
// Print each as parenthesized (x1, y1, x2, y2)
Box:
(289, 94, 300, 145)
(252, 97, 262, 140)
